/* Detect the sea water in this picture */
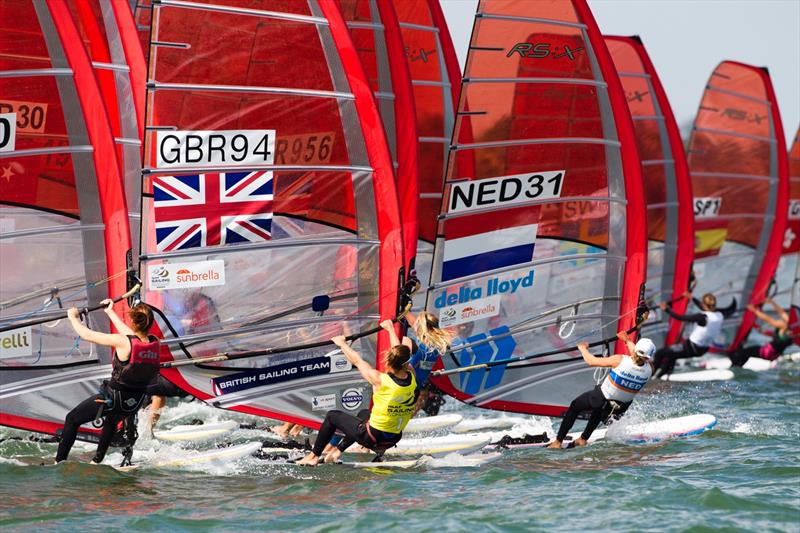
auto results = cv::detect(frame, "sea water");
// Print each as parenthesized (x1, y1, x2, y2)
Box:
(1, 363, 798, 532)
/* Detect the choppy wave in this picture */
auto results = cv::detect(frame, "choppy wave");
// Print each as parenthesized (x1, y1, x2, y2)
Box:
(1, 364, 798, 531)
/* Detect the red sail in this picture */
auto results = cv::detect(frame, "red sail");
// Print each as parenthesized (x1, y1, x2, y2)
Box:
(605, 36, 694, 346)
(394, 0, 462, 282)
(687, 61, 789, 351)
(0, 0, 130, 438)
(424, 0, 646, 415)
(139, 0, 404, 426)
(337, 0, 419, 276)
(66, 0, 146, 252)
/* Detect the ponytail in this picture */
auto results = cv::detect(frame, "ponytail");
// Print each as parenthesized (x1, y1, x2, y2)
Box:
(384, 345, 411, 372)
(413, 311, 452, 354)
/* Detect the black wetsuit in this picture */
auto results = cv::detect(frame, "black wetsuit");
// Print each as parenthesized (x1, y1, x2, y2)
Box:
(729, 330, 794, 367)
(55, 336, 159, 463)
(554, 385, 630, 443)
(653, 300, 736, 377)
(311, 409, 402, 457)
(311, 373, 415, 458)
(146, 374, 189, 398)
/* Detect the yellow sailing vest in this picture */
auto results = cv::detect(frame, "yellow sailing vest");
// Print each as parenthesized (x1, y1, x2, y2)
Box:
(369, 372, 417, 434)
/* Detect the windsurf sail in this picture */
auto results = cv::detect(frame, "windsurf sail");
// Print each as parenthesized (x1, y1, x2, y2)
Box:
(772, 128, 800, 324)
(139, 0, 404, 427)
(337, 0, 419, 276)
(686, 61, 789, 351)
(394, 0, 461, 289)
(605, 36, 694, 346)
(425, 0, 646, 415)
(66, 0, 146, 256)
(0, 0, 131, 439)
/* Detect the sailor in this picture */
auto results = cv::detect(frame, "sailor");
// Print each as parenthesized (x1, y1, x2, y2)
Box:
(729, 297, 795, 366)
(145, 374, 189, 432)
(144, 291, 218, 432)
(296, 333, 417, 466)
(547, 331, 655, 449)
(55, 301, 160, 464)
(396, 312, 451, 415)
(653, 293, 736, 377)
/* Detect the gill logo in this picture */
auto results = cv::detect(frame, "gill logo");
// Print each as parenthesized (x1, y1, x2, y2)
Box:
(506, 43, 584, 60)
(456, 325, 516, 395)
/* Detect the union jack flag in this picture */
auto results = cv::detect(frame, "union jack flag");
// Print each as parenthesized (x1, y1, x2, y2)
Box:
(153, 171, 273, 252)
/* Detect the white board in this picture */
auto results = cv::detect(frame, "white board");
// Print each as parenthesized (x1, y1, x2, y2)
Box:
(118, 441, 261, 471)
(349, 433, 491, 457)
(660, 369, 734, 382)
(701, 356, 777, 372)
(452, 415, 529, 433)
(153, 420, 238, 442)
(609, 413, 717, 442)
(489, 413, 717, 449)
(344, 452, 503, 469)
(404, 414, 463, 434)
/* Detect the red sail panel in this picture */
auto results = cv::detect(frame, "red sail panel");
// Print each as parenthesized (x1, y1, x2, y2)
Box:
(787, 128, 800, 256)
(771, 127, 800, 321)
(0, 0, 130, 438)
(424, 0, 645, 415)
(66, 0, 146, 255)
(687, 61, 789, 351)
(140, 0, 404, 426)
(394, 0, 462, 288)
(605, 36, 694, 346)
(337, 0, 419, 276)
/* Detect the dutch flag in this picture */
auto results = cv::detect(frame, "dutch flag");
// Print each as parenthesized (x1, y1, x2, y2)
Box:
(442, 207, 538, 282)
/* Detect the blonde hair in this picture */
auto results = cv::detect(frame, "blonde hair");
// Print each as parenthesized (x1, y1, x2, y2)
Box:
(384, 345, 411, 372)
(413, 311, 452, 354)
(702, 293, 717, 311)
(630, 353, 647, 366)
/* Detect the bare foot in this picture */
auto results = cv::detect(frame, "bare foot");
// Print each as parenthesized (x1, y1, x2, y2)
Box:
(546, 440, 562, 449)
(289, 424, 304, 437)
(270, 423, 290, 439)
(322, 444, 335, 455)
(324, 448, 342, 464)
(574, 437, 588, 447)
(295, 453, 320, 466)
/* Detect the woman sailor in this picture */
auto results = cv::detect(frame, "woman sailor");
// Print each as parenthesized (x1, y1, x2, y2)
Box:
(55, 301, 160, 464)
(729, 297, 796, 366)
(403, 311, 451, 415)
(548, 331, 655, 449)
(653, 292, 736, 377)
(296, 330, 417, 466)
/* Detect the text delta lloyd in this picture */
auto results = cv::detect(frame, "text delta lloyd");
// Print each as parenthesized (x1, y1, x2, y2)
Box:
(434, 270, 534, 308)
